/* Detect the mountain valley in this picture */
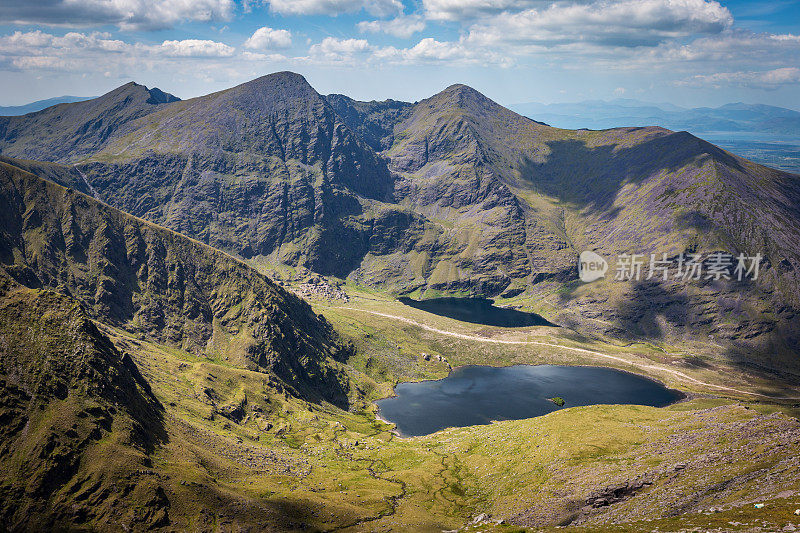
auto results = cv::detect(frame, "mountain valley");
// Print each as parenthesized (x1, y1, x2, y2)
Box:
(1, 72, 800, 532)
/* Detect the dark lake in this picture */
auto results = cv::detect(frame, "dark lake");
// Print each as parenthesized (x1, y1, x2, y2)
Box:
(398, 297, 555, 327)
(376, 365, 683, 437)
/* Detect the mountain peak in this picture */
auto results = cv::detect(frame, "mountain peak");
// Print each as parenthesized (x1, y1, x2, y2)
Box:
(265, 70, 310, 83)
(0, 81, 179, 162)
(437, 83, 490, 103)
(229, 71, 317, 100)
(103, 81, 179, 105)
(419, 83, 509, 120)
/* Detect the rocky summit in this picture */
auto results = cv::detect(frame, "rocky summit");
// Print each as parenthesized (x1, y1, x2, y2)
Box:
(1, 72, 800, 532)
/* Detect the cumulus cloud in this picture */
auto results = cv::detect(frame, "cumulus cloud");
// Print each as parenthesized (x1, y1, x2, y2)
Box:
(0, 0, 235, 31)
(677, 67, 800, 89)
(466, 0, 733, 49)
(0, 30, 130, 71)
(308, 37, 372, 61)
(423, 0, 554, 21)
(0, 30, 238, 73)
(358, 15, 426, 38)
(244, 27, 292, 50)
(267, 0, 401, 16)
(160, 39, 235, 57)
(650, 29, 800, 63)
(373, 37, 513, 66)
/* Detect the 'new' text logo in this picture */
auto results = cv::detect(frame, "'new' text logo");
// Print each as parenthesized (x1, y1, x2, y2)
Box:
(579, 251, 608, 283)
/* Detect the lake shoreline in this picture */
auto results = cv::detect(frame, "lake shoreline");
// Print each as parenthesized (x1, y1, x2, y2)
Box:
(374, 363, 686, 437)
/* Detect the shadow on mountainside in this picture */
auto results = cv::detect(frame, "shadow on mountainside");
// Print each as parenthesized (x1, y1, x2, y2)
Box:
(520, 130, 746, 216)
(611, 280, 692, 341)
(721, 318, 800, 390)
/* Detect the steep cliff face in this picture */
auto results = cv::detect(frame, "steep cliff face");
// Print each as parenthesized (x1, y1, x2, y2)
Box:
(0, 160, 354, 406)
(325, 94, 413, 152)
(379, 84, 575, 294)
(66, 72, 404, 276)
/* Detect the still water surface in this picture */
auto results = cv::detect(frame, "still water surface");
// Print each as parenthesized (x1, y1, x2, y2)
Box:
(376, 365, 683, 436)
(398, 297, 555, 327)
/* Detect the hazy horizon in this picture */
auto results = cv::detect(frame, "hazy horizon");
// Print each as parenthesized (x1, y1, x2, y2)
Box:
(2, 75, 800, 114)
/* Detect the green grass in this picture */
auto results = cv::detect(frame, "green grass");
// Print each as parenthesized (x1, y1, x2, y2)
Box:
(86, 284, 800, 531)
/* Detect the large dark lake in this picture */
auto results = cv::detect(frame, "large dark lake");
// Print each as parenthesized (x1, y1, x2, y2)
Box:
(398, 297, 555, 327)
(376, 365, 683, 437)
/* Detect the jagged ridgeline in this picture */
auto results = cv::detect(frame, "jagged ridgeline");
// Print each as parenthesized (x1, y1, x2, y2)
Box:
(1, 71, 800, 367)
(0, 159, 355, 407)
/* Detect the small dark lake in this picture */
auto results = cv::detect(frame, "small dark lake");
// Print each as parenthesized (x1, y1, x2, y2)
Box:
(398, 297, 555, 327)
(376, 365, 683, 437)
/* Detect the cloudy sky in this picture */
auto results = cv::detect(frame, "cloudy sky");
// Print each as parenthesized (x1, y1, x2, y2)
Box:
(0, 0, 798, 109)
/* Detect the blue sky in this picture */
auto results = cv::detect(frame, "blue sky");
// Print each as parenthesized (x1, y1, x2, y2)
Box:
(0, 0, 798, 109)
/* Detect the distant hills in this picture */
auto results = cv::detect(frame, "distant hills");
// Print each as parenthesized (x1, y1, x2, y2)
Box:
(0, 95, 96, 116)
(1, 72, 799, 369)
(509, 98, 800, 135)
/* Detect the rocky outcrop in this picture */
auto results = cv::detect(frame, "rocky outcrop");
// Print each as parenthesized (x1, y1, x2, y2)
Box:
(585, 478, 654, 508)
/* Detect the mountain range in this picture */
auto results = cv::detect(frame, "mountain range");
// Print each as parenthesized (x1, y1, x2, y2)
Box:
(2, 72, 798, 371)
(1, 71, 800, 531)
(0, 95, 97, 116)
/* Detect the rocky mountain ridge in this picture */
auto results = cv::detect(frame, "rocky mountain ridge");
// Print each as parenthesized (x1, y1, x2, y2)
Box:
(0, 159, 355, 407)
(1, 72, 799, 370)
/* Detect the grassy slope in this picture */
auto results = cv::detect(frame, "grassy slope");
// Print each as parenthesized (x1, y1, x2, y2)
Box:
(93, 313, 800, 532)
(1, 228, 798, 531)
(0, 280, 170, 530)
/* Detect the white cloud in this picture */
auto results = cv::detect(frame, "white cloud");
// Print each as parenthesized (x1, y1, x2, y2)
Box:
(466, 0, 733, 49)
(308, 37, 372, 61)
(373, 37, 514, 66)
(244, 27, 292, 50)
(267, 0, 401, 16)
(650, 29, 800, 63)
(423, 0, 554, 21)
(0, 30, 129, 60)
(677, 67, 800, 89)
(0, 0, 235, 31)
(242, 50, 288, 61)
(358, 15, 426, 38)
(0, 30, 238, 73)
(160, 39, 235, 57)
